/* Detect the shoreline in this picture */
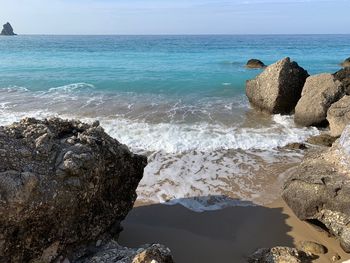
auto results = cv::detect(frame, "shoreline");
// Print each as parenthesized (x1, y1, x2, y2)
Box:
(119, 198, 350, 263)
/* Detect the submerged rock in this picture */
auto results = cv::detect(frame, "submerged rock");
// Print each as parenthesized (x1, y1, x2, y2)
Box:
(246, 59, 266, 69)
(306, 133, 337, 147)
(0, 22, 16, 36)
(0, 118, 147, 262)
(246, 57, 309, 114)
(248, 246, 315, 263)
(341, 57, 350, 68)
(73, 242, 174, 263)
(294, 73, 345, 127)
(283, 126, 350, 252)
(327, 95, 350, 137)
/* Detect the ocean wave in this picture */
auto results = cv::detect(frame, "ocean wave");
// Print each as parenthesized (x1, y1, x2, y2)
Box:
(48, 83, 95, 93)
(0, 86, 29, 93)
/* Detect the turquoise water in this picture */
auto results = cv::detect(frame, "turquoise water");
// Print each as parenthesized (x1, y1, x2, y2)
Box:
(0, 35, 348, 96)
(0, 35, 348, 210)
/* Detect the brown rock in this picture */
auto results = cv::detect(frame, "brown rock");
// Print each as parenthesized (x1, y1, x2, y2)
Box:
(297, 241, 327, 255)
(294, 73, 345, 126)
(327, 95, 350, 137)
(246, 57, 309, 114)
(341, 57, 350, 68)
(306, 133, 337, 147)
(246, 59, 266, 69)
(283, 126, 350, 253)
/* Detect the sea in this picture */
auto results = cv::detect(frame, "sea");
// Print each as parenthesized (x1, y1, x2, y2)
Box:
(1, 35, 349, 211)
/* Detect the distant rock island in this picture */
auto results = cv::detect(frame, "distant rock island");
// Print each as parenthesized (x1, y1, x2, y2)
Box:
(1, 22, 16, 36)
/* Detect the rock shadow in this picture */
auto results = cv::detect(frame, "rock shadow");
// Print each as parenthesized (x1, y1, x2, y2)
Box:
(118, 196, 293, 263)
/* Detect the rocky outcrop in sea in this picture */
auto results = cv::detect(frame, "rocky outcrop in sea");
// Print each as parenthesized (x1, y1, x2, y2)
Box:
(0, 22, 16, 36)
(246, 57, 309, 114)
(0, 118, 174, 263)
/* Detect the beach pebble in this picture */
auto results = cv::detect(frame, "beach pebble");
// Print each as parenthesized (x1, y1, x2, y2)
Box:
(331, 253, 341, 262)
(297, 241, 328, 255)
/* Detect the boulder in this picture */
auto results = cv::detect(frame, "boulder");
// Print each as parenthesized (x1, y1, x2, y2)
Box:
(294, 73, 345, 126)
(246, 57, 309, 114)
(73, 242, 174, 263)
(334, 68, 350, 95)
(248, 247, 315, 263)
(297, 241, 327, 255)
(283, 126, 350, 252)
(327, 95, 350, 137)
(0, 118, 147, 262)
(246, 59, 266, 69)
(0, 22, 16, 36)
(306, 133, 337, 147)
(341, 57, 350, 68)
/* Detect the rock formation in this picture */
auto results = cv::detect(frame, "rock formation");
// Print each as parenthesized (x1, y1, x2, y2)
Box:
(283, 125, 350, 252)
(334, 68, 350, 95)
(73, 242, 174, 263)
(0, 118, 147, 262)
(341, 57, 350, 68)
(248, 247, 315, 263)
(246, 57, 309, 114)
(0, 22, 16, 36)
(246, 59, 266, 69)
(327, 95, 350, 137)
(294, 73, 345, 127)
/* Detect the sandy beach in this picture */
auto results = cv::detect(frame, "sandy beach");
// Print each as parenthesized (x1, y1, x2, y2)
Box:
(119, 198, 350, 263)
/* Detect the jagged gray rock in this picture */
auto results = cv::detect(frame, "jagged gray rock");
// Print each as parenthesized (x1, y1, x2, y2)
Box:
(0, 22, 16, 36)
(0, 118, 147, 262)
(246, 57, 309, 114)
(327, 95, 350, 137)
(294, 73, 345, 127)
(248, 246, 315, 263)
(283, 126, 350, 252)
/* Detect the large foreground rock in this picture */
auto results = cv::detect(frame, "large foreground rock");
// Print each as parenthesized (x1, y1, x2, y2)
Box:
(246, 57, 309, 114)
(327, 95, 350, 137)
(0, 118, 147, 262)
(294, 73, 345, 126)
(0, 22, 16, 35)
(283, 126, 350, 252)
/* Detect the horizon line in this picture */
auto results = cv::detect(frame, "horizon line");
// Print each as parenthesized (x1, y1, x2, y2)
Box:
(6, 33, 350, 36)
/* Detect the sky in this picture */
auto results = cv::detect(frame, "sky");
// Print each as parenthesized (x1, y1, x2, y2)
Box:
(0, 0, 349, 35)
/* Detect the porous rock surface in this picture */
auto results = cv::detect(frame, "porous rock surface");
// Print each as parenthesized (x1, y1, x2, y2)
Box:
(327, 95, 350, 137)
(248, 246, 315, 263)
(283, 125, 350, 252)
(246, 57, 309, 114)
(294, 73, 345, 127)
(0, 118, 147, 262)
(73, 242, 174, 263)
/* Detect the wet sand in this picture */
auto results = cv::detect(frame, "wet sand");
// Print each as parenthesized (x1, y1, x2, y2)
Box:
(119, 198, 350, 263)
